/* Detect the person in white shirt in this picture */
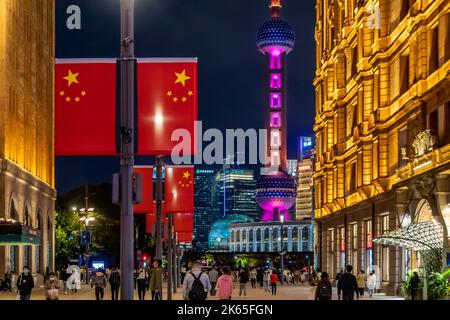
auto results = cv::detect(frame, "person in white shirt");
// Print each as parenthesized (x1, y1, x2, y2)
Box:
(366, 271, 377, 297)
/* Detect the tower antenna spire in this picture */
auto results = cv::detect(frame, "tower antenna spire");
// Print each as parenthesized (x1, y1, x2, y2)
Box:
(270, 0, 282, 17)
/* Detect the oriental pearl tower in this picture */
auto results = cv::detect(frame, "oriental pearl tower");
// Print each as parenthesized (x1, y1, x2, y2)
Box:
(256, 0, 296, 222)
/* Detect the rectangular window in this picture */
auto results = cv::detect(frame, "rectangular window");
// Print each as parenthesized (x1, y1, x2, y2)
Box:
(270, 73, 282, 89)
(350, 162, 356, 194)
(270, 112, 281, 128)
(351, 46, 358, 77)
(429, 26, 439, 74)
(270, 54, 281, 70)
(270, 93, 281, 109)
(400, 53, 409, 96)
(398, 126, 408, 167)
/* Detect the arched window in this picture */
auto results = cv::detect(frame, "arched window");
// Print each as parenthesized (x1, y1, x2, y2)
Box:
(10, 199, 18, 220)
(24, 207, 31, 227)
(302, 226, 309, 240)
(292, 227, 298, 241)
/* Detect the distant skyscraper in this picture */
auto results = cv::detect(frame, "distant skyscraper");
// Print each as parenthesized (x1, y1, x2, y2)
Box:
(193, 169, 215, 252)
(296, 156, 314, 220)
(211, 165, 260, 222)
(297, 136, 313, 161)
(286, 159, 298, 177)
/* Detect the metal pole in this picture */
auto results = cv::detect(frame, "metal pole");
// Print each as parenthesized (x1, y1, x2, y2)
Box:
(84, 185, 89, 284)
(167, 213, 173, 300)
(120, 0, 135, 301)
(155, 156, 164, 260)
(280, 221, 284, 285)
(173, 233, 177, 293)
(177, 241, 182, 288)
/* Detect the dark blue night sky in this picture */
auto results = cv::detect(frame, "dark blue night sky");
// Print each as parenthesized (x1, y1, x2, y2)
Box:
(55, 0, 316, 194)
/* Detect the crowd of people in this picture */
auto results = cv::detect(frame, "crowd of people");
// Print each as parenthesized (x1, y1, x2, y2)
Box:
(0, 262, 422, 301)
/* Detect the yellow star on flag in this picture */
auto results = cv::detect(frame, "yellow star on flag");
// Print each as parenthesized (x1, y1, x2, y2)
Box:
(183, 171, 191, 179)
(188, 91, 193, 96)
(173, 97, 179, 103)
(174, 70, 191, 87)
(65, 97, 71, 102)
(59, 91, 65, 96)
(63, 70, 79, 87)
(81, 91, 87, 97)
(182, 97, 187, 102)
(167, 91, 173, 97)
(75, 97, 80, 102)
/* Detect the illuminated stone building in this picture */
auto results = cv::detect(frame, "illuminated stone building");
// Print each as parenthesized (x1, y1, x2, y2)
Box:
(313, 0, 450, 294)
(0, 0, 56, 278)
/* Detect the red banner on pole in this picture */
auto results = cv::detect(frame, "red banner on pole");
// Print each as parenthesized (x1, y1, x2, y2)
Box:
(55, 59, 117, 156)
(137, 58, 198, 155)
(133, 166, 154, 214)
(173, 212, 194, 233)
(164, 166, 194, 213)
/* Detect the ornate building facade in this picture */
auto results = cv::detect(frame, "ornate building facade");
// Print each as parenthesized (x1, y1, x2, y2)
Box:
(0, 0, 56, 278)
(313, 0, 450, 294)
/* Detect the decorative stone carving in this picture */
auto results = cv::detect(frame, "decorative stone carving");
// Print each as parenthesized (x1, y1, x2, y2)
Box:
(412, 129, 436, 157)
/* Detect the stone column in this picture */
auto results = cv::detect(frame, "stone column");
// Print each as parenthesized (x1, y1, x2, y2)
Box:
(435, 174, 450, 266)
(253, 228, 257, 253)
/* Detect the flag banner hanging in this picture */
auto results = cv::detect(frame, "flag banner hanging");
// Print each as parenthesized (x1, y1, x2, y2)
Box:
(133, 166, 154, 214)
(177, 232, 193, 242)
(55, 59, 117, 156)
(164, 165, 194, 213)
(173, 212, 194, 233)
(145, 211, 168, 234)
(137, 58, 198, 155)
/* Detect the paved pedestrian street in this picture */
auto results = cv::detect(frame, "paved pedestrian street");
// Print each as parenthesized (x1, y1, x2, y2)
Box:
(0, 283, 403, 301)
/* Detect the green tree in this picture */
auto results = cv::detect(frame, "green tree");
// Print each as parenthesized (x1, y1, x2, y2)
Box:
(55, 209, 81, 266)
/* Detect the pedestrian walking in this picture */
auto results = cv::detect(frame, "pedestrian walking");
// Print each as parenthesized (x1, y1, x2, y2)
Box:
(337, 265, 358, 300)
(66, 269, 81, 294)
(44, 272, 60, 300)
(366, 270, 377, 298)
(109, 267, 120, 300)
(315, 272, 332, 300)
(91, 270, 107, 300)
(308, 270, 319, 299)
(208, 267, 219, 296)
(3, 270, 12, 292)
(16, 266, 34, 301)
(335, 268, 343, 287)
(182, 261, 211, 301)
(238, 268, 249, 298)
(136, 266, 149, 300)
(356, 269, 366, 299)
(263, 268, 271, 293)
(216, 267, 234, 300)
(250, 268, 257, 288)
(257, 268, 264, 288)
(300, 272, 305, 286)
(270, 271, 279, 295)
(149, 260, 163, 300)
(410, 272, 420, 300)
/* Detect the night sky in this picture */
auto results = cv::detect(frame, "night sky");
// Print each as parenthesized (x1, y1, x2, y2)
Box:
(55, 0, 316, 194)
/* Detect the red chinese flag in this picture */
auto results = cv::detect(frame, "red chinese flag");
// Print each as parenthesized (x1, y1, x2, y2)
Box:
(173, 212, 194, 233)
(145, 209, 168, 234)
(137, 58, 198, 155)
(55, 59, 117, 156)
(133, 166, 153, 214)
(164, 166, 194, 213)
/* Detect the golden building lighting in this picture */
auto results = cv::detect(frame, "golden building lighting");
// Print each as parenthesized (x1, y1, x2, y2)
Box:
(313, 0, 450, 294)
(0, 0, 56, 280)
